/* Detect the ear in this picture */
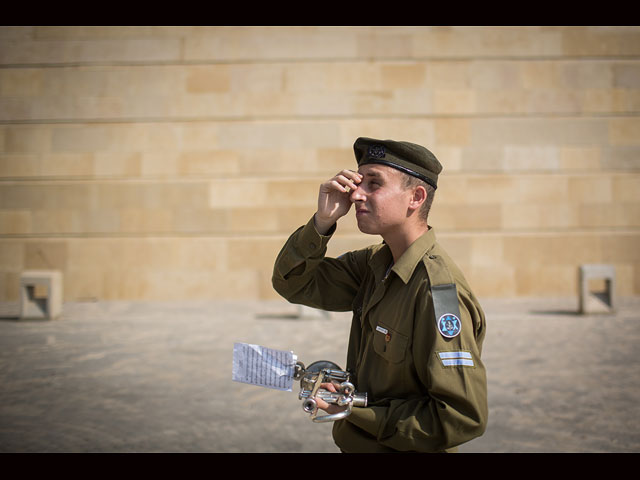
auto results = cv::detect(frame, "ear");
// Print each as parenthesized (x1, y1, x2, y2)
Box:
(408, 185, 427, 212)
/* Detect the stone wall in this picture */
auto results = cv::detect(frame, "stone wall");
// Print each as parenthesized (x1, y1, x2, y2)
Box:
(1, 26, 639, 302)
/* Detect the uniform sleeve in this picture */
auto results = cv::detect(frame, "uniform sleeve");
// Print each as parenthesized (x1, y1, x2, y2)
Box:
(344, 283, 488, 452)
(271, 216, 366, 312)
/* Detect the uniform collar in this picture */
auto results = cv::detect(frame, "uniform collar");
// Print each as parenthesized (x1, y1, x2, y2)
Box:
(389, 227, 437, 284)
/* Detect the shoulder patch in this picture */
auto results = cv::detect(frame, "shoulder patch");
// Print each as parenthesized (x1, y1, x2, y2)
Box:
(424, 251, 463, 339)
(437, 313, 461, 338)
(431, 284, 462, 339)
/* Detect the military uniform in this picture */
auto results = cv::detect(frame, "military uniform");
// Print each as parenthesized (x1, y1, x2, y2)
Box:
(271, 138, 488, 453)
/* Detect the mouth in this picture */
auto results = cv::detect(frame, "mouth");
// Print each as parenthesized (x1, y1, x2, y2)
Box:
(355, 208, 369, 217)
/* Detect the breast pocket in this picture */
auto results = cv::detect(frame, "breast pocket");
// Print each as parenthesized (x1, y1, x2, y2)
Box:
(373, 323, 408, 364)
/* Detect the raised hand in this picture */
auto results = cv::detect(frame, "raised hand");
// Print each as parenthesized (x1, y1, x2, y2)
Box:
(314, 169, 362, 234)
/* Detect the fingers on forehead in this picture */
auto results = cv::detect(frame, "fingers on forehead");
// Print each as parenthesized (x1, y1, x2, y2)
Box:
(338, 169, 361, 177)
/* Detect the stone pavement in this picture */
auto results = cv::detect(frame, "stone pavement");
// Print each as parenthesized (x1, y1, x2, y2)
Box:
(1, 296, 639, 453)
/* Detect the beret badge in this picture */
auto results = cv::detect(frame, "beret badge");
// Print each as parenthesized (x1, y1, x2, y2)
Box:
(368, 145, 386, 159)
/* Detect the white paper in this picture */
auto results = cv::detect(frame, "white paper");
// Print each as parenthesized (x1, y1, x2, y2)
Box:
(232, 342, 296, 391)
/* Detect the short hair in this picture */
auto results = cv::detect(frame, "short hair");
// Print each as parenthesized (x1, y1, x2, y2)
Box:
(402, 173, 436, 223)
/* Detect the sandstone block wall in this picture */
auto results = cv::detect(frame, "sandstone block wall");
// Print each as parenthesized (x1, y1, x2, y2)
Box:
(1, 26, 639, 302)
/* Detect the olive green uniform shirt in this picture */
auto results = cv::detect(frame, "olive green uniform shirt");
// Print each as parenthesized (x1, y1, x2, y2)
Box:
(272, 217, 488, 453)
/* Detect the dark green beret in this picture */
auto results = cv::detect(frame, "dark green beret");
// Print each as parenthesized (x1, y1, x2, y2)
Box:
(353, 137, 442, 189)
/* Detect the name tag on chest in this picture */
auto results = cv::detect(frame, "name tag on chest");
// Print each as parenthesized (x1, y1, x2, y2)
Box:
(375, 325, 388, 335)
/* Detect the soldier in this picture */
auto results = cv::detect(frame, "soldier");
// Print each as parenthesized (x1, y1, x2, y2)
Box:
(272, 137, 488, 453)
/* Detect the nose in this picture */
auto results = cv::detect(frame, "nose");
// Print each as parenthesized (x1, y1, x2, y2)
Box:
(350, 184, 365, 203)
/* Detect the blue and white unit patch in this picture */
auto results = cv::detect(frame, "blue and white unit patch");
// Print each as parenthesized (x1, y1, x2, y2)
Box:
(437, 313, 461, 338)
(438, 351, 474, 367)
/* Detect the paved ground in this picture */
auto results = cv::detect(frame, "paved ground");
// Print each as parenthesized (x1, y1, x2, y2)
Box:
(0, 296, 639, 453)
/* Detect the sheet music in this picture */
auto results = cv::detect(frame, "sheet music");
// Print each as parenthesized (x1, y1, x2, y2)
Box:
(232, 342, 296, 391)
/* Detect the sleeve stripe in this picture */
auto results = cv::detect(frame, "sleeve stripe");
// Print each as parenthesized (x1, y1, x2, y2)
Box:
(441, 358, 475, 367)
(438, 351, 474, 367)
(438, 351, 472, 359)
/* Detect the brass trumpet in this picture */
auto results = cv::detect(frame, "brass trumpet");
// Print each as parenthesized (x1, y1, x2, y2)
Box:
(294, 360, 367, 423)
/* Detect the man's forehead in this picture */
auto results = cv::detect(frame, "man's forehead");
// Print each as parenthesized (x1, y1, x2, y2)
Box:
(357, 164, 399, 177)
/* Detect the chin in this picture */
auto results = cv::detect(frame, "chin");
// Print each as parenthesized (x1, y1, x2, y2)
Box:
(356, 220, 380, 235)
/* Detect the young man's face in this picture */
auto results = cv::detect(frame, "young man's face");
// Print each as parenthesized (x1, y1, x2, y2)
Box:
(350, 164, 413, 236)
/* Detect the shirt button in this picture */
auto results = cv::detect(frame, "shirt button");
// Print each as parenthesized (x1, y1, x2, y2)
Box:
(309, 242, 316, 250)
